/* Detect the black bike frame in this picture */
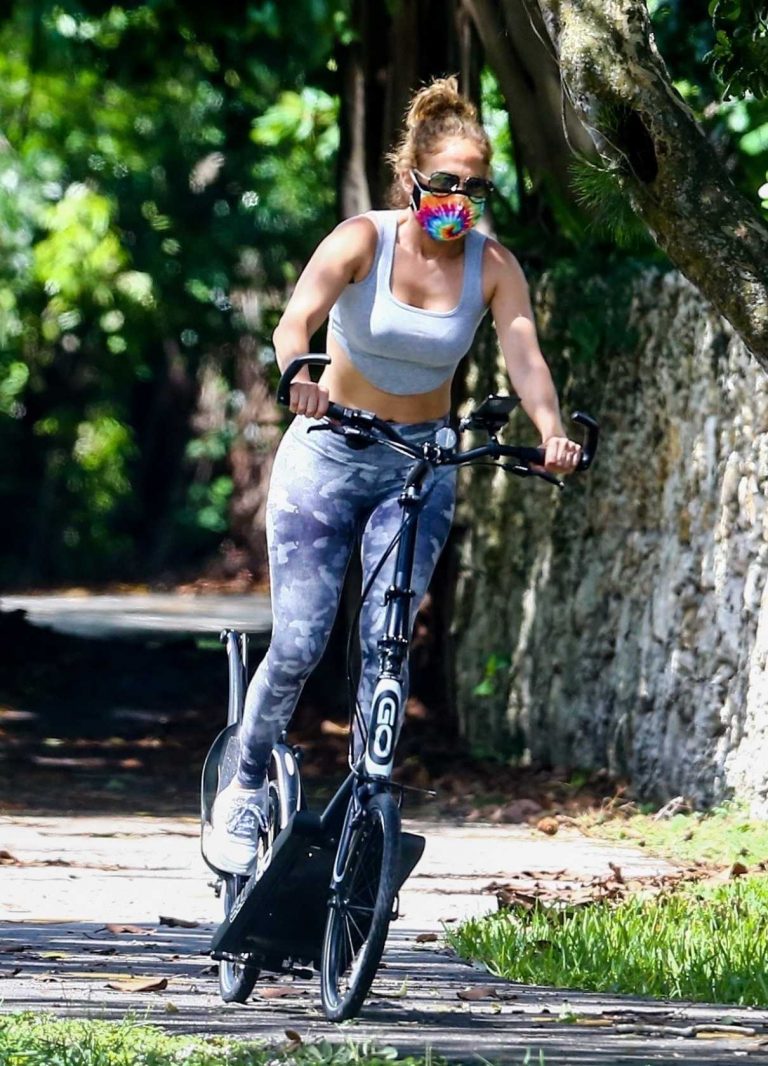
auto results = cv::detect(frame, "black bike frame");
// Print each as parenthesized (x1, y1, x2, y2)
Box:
(357, 460, 432, 787)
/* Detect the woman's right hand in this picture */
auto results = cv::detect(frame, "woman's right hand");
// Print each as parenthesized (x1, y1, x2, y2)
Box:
(289, 379, 330, 419)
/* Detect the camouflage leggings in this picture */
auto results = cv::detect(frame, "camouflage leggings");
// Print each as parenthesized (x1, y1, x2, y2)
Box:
(237, 414, 456, 788)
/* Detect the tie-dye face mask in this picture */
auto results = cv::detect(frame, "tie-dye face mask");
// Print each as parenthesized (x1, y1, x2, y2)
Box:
(409, 171, 486, 241)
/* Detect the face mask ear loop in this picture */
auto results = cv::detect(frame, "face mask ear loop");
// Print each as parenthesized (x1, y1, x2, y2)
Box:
(408, 170, 422, 213)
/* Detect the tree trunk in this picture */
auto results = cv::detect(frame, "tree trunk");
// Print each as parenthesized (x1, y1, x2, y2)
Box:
(534, 0, 768, 364)
(463, 0, 594, 207)
(336, 9, 372, 219)
(337, 0, 484, 210)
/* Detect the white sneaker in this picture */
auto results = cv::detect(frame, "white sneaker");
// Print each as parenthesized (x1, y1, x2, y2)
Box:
(204, 779, 268, 874)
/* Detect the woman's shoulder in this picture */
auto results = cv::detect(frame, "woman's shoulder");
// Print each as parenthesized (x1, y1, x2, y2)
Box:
(323, 212, 382, 259)
(480, 234, 523, 271)
(479, 235, 528, 304)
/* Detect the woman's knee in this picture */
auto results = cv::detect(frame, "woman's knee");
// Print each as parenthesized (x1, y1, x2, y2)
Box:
(261, 633, 325, 689)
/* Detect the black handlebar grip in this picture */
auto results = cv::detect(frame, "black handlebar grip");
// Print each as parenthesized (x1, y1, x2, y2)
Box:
(571, 411, 599, 471)
(276, 354, 331, 406)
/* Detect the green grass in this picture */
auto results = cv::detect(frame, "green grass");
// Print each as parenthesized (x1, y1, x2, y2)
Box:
(448, 876, 768, 1006)
(0, 1014, 435, 1066)
(581, 802, 768, 867)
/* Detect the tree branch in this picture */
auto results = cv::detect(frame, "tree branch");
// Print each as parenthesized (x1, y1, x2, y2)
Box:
(536, 0, 768, 365)
(463, 0, 593, 205)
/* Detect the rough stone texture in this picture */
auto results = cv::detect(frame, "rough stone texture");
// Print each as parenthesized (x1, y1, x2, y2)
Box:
(454, 270, 768, 813)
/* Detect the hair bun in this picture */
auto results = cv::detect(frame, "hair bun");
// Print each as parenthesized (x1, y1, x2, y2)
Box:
(406, 76, 477, 129)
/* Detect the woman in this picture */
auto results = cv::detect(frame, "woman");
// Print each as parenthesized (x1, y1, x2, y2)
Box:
(206, 76, 582, 873)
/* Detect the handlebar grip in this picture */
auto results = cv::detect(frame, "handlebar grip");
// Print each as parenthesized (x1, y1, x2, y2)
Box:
(516, 446, 546, 466)
(571, 411, 599, 471)
(276, 354, 331, 406)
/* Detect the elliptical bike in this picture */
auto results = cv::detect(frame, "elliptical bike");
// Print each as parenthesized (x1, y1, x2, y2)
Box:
(200, 354, 598, 1020)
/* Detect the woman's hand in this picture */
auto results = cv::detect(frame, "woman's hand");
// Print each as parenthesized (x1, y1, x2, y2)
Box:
(540, 435, 582, 476)
(289, 379, 330, 419)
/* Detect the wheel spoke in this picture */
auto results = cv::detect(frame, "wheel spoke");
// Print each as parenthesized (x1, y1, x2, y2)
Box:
(342, 914, 356, 968)
(344, 907, 367, 946)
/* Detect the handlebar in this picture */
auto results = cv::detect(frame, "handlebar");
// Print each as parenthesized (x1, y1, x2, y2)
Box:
(276, 354, 599, 477)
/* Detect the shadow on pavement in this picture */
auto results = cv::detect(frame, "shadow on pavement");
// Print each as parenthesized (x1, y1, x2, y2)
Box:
(2, 921, 767, 1064)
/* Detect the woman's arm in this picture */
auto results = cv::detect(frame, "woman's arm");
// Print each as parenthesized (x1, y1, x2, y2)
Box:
(486, 242, 581, 475)
(272, 216, 376, 418)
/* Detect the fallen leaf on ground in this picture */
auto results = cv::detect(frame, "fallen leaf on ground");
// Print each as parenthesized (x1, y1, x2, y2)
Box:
(415, 932, 438, 943)
(106, 976, 168, 993)
(320, 720, 349, 736)
(730, 862, 748, 878)
(259, 985, 297, 999)
(495, 887, 540, 911)
(0, 850, 19, 865)
(285, 1029, 303, 1047)
(457, 985, 499, 1001)
(105, 924, 151, 935)
(536, 817, 559, 836)
(164, 1002, 179, 1014)
(158, 915, 199, 928)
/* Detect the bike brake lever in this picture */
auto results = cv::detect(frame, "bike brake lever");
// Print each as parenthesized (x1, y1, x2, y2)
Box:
(501, 462, 564, 489)
(313, 421, 374, 449)
(535, 469, 565, 489)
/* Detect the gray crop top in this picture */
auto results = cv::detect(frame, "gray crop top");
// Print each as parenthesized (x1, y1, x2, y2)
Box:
(327, 210, 489, 395)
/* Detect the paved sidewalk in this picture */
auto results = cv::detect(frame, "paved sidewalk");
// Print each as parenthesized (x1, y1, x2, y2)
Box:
(0, 592, 272, 642)
(2, 814, 768, 1063)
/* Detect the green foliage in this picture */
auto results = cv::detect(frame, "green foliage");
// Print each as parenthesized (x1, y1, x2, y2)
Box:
(0, 1013, 432, 1066)
(473, 652, 510, 698)
(569, 161, 655, 249)
(707, 0, 768, 98)
(0, 0, 344, 582)
(449, 876, 768, 1005)
(650, 2, 768, 215)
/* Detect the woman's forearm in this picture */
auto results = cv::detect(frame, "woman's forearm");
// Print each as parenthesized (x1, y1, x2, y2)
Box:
(508, 359, 566, 442)
(272, 318, 312, 379)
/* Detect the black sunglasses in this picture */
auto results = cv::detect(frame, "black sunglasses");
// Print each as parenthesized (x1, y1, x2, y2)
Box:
(413, 169, 495, 203)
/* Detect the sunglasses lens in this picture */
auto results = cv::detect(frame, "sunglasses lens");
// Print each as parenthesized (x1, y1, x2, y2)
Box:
(427, 172, 458, 195)
(464, 178, 493, 202)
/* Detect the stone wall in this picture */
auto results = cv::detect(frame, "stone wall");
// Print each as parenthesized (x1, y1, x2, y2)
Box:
(453, 270, 768, 813)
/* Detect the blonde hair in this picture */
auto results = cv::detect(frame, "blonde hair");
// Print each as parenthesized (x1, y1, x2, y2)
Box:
(386, 76, 492, 207)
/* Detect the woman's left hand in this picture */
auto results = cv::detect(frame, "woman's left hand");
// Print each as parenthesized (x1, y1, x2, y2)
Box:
(540, 435, 582, 476)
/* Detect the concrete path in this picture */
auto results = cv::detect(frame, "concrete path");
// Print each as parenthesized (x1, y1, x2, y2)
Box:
(2, 813, 767, 1064)
(0, 592, 272, 642)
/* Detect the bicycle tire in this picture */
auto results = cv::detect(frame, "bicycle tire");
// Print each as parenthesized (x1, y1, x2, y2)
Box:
(320, 790, 401, 1021)
(218, 874, 260, 1003)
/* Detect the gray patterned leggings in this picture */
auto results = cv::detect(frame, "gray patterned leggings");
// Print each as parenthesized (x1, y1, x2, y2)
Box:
(237, 414, 456, 788)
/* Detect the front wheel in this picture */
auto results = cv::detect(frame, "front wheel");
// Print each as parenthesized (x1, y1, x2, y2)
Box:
(320, 790, 401, 1021)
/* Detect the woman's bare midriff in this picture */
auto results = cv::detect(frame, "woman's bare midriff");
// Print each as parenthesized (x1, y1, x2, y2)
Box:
(321, 336, 451, 423)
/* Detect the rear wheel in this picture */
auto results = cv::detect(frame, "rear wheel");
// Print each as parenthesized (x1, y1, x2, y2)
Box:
(320, 791, 400, 1021)
(217, 767, 287, 1003)
(218, 874, 260, 1003)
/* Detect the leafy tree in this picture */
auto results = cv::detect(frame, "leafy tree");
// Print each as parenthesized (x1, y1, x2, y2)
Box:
(0, 0, 344, 582)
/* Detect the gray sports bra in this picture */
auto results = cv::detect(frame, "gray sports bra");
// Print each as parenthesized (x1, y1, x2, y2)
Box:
(327, 210, 489, 395)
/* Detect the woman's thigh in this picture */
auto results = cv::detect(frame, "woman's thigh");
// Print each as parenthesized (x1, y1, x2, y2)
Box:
(265, 425, 362, 667)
